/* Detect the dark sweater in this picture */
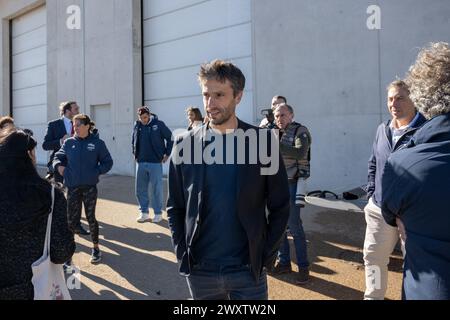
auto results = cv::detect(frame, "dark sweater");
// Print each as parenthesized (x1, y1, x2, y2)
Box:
(0, 174, 75, 300)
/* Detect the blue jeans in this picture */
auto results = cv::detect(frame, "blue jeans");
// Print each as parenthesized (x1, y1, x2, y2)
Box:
(135, 162, 163, 215)
(187, 263, 268, 300)
(278, 182, 309, 268)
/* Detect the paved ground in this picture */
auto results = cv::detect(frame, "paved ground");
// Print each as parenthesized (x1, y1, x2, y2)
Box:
(43, 171, 403, 300)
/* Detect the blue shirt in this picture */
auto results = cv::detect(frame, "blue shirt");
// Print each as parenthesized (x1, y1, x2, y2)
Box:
(192, 130, 249, 266)
(63, 117, 72, 135)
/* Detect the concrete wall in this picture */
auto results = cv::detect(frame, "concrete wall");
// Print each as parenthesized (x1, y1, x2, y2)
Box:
(142, 0, 254, 130)
(1, 0, 142, 175)
(11, 5, 47, 164)
(253, 0, 450, 192)
(46, 0, 142, 175)
(2, 0, 450, 187)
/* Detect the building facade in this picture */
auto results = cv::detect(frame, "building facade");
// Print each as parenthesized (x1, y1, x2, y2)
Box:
(1, 0, 449, 191)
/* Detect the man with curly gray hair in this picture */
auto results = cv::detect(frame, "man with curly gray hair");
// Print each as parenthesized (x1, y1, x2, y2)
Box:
(381, 42, 450, 300)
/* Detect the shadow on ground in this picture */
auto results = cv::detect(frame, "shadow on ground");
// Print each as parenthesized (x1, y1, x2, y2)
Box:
(43, 171, 402, 300)
(69, 220, 190, 300)
(269, 206, 403, 299)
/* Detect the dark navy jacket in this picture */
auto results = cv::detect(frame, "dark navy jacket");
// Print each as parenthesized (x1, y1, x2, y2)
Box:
(166, 119, 290, 281)
(53, 131, 113, 188)
(382, 113, 450, 300)
(366, 113, 426, 207)
(42, 118, 68, 172)
(132, 114, 173, 163)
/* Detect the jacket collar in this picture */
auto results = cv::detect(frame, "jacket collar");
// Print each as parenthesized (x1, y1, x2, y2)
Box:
(385, 112, 426, 130)
(384, 112, 427, 149)
(198, 118, 251, 137)
(136, 114, 158, 128)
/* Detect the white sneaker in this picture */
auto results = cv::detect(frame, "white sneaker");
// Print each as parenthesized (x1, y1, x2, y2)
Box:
(137, 214, 151, 223)
(152, 214, 163, 223)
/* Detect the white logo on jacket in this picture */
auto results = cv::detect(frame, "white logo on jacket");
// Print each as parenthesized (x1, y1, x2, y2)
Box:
(87, 143, 96, 151)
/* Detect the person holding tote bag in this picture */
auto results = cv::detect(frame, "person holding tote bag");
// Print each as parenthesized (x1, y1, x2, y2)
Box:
(0, 126, 75, 300)
(31, 185, 72, 300)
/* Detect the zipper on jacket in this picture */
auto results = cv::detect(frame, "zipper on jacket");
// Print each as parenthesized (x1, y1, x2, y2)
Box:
(383, 122, 394, 151)
(393, 127, 419, 151)
(79, 138, 84, 184)
(383, 122, 418, 151)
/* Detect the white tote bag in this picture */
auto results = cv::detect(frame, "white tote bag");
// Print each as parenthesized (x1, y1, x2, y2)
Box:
(31, 186, 72, 300)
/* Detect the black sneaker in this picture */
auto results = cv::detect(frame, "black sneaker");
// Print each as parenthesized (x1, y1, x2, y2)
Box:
(90, 248, 102, 264)
(295, 267, 310, 285)
(74, 226, 90, 236)
(268, 263, 292, 275)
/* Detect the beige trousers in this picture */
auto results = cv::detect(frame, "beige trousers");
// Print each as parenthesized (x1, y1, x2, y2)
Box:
(363, 197, 404, 300)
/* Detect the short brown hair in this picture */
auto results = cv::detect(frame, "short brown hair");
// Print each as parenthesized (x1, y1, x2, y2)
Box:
(273, 96, 287, 103)
(59, 101, 77, 116)
(275, 103, 294, 115)
(387, 80, 410, 95)
(137, 106, 150, 116)
(198, 60, 246, 97)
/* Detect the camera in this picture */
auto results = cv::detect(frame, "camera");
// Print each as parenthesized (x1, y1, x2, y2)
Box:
(261, 108, 273, 117)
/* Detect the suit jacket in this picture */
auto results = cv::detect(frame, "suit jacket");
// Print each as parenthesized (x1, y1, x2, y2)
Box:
(42, 118, 68, 172)
(167, 119, 290, 281)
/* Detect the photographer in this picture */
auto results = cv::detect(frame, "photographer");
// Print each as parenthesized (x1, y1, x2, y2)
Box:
(259, 95, 286, 128)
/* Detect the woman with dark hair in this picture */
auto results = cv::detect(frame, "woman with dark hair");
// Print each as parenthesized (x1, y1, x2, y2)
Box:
(0, 127, 75, 300)
(186, 107, 204, 130)
(53, 114, 113, 264)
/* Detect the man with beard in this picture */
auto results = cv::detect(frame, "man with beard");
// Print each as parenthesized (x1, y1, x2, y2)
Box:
(167, 60, 290, 300)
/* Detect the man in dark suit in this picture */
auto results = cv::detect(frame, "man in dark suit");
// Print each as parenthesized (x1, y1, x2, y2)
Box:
(43, 101, 79, 182)
(43, 101, 89, 236)
(167, 60, 290, 300)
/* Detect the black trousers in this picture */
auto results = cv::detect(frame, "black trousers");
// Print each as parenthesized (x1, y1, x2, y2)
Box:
(67, 186, 99, 245)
